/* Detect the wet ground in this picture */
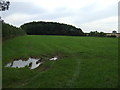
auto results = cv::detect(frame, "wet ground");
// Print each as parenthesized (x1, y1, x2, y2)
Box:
(5, 56, 58, 69)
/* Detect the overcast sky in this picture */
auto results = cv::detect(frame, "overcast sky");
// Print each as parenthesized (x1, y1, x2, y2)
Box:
(1, 0, 119, 33)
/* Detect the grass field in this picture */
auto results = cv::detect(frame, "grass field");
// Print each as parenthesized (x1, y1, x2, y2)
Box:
(3, 35, 118, 88)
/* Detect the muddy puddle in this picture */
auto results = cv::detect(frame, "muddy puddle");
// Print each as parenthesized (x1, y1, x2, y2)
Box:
(5, 56, 58, 69)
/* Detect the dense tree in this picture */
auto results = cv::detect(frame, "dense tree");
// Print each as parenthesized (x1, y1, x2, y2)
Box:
(0, 0, 10, 22)
(89, 31, 106, 37)
(99, 32, 106, 37)
(20, 21, 84, 36)
(2, 22, 26, 40)
(89, 31, 96, 36)
(0, 0, 10, 11)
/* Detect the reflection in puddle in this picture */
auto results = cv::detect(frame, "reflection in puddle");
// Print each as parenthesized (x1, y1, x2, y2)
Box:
(5, 58, 42, 69)
(49, 56, 58, 61)
(5, 56, 59, 69)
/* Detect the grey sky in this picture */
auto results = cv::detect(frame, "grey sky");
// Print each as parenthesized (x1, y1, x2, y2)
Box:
(1, 0, 119, 33)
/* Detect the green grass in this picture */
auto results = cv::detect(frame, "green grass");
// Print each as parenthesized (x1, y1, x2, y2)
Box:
(3, 35, 118, 88)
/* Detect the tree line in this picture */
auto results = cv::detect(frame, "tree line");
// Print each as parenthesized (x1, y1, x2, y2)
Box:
(2, 22, 26, 40)
(88, 31, 106, 37)
(20, 21, 84, 36)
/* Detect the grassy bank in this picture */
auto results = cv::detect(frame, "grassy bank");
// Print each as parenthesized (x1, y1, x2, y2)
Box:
(3, 35, 118, 88)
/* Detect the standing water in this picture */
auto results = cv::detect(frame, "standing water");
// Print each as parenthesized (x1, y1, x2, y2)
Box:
(5, 58, 42, 69)
(5, 56, 58, 69)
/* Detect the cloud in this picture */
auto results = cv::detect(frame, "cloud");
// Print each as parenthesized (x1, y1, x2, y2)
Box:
(9, 0, 94, 9)
(80, 16, 118, 33)
(3, 13, 38, 26)
(2, 2, 46, 17)
(2, 0, 119, 33)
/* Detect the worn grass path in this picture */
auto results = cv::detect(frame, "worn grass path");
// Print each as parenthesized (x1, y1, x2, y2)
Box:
(3, 35, 118, 88)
